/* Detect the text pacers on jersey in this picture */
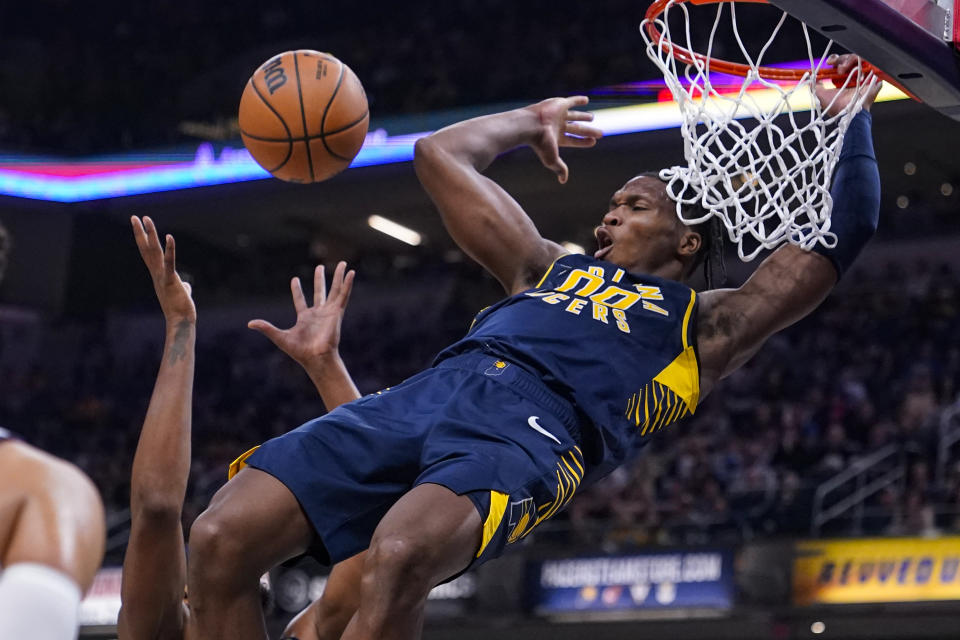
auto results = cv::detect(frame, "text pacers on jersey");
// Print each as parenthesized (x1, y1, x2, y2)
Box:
(526, 265, 669, 334)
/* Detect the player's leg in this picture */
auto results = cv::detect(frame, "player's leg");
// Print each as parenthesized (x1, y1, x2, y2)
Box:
(187, 467, 316, 640)
(341, 483, 481, 640)
(0, 442, 106, 640)
(280, 551, 366, 640)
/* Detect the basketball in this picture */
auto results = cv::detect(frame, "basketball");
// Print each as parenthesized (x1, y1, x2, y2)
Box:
(239, 50, 369, 183)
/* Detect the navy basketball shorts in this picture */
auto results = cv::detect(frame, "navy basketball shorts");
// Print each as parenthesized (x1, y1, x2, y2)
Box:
(241, 351, 585, 569)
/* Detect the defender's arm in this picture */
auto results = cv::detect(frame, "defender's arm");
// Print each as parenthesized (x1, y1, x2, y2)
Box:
(118, 217, 195, 639)
(248, 262, 361, 409)
(698, 107, 880, 393)
(249, 263, 365, 640)
(414, 97, 602, 294)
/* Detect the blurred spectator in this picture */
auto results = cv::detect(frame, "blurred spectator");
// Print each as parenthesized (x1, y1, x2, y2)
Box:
(0, 0, 846, 156)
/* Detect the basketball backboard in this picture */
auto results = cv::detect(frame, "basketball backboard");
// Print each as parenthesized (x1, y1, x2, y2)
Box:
(768, 0, 960, 119)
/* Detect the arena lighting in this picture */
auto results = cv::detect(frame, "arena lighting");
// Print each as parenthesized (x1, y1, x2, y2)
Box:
(561, 241, 586, 254)
(811, 621, 826, 634)
(0, 85, 907, 203)
(367, 215, 422, 246)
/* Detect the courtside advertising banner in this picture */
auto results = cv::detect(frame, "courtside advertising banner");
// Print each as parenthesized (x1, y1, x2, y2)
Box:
(528, 549, 734, 614)
(794, 537, 960, 605)
(273, 563, 477, 618)
(78, 567, 122, 626)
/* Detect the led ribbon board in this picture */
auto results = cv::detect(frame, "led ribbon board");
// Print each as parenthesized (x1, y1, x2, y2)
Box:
(0, 83, 906, 203)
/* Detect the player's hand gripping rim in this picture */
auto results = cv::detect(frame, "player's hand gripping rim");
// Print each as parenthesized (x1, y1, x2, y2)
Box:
(528, 96, 604, 185)
(815, 54, 883, 118)
(248, 261, 356, 366)
(131, 215, 196, 323)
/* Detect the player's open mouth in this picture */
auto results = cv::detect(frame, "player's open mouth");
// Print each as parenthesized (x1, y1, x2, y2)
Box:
(594, 227, 613, 259)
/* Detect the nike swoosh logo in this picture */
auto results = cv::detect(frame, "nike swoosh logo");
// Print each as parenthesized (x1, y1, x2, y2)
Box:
(527, 416, 561, 444)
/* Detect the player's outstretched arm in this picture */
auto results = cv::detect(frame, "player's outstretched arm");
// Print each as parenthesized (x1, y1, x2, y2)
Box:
(118, 216, 196, 640)
(414, 96, 603, 294)
(697, 58, 881, 393)
(248, 262, 361, 410)
(248, 263, 364, 640)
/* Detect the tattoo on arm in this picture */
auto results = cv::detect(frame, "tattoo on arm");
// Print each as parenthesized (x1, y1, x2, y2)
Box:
(167, 320, 193, 364)
(697, 292, 755, 388)
(699, 304, 743, 342)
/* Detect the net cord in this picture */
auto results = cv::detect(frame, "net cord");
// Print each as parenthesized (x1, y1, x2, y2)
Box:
(641, 0, 879, 261)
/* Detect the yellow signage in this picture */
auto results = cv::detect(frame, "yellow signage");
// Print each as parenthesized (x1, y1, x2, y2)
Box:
(794, 537, 960, 605)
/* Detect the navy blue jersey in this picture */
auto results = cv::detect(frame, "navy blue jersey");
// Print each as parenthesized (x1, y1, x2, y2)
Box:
(243, 254, 701, 567)
(437, 253, 700, 478)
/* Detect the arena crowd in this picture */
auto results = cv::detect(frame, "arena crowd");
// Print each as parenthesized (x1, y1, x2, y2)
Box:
(1, 251, 958, 561)
(1, 0, 807, 154)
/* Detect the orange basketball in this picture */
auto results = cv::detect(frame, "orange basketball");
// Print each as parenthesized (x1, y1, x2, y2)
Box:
(239, 50, 369, 183)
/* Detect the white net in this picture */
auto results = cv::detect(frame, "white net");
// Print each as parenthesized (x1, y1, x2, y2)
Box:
(641, 0, 879, 261)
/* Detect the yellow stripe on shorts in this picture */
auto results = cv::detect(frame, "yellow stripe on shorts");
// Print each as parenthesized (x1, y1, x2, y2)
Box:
(476, 490, 509, 558)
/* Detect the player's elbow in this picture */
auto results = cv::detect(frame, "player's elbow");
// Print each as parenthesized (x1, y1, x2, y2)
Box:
(131, 489, 182, 526)
(414, 136, 457, 194)
(414, 134, 459, 175)
(413, 135, 442, 168)
(861, 168, 881, 235)
(842, 192, 880, 248)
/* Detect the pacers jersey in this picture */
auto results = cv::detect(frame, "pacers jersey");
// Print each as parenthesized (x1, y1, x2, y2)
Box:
(436, 253, 700, 478)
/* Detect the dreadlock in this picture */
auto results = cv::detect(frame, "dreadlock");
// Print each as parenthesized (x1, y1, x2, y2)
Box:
(689, 213, 726, 290)
(638, 171, 726, 290)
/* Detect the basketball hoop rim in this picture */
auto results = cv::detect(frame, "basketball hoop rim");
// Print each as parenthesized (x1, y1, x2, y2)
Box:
(643, 0, 884, 83)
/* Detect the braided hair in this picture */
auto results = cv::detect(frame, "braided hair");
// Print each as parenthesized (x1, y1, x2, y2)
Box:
(689, 214, 726, 290)
(637, 172, 726, 290)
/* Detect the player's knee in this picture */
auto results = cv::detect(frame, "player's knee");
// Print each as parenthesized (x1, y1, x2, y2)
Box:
(36, 453, 106, 592)
(364, 534, 434, 592)
(65, 467, 106, 591)
(189, 509, 245, 578)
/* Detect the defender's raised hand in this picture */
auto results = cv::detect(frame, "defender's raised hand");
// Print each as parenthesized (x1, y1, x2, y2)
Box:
(526, 96, 603, 184)
(249, 262, 355, 366)
(131, 216, 196, 323)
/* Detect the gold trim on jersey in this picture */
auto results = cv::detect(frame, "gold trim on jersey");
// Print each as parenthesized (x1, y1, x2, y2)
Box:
(654, 346, 700, 411)
(681, 289, 696, 350)
(623, 289, 700, 434)
(228, 445, 260, 480)
(535, 254, 568, 288)
(468, 306, 490, 331)
(626, 380, 684, 436)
